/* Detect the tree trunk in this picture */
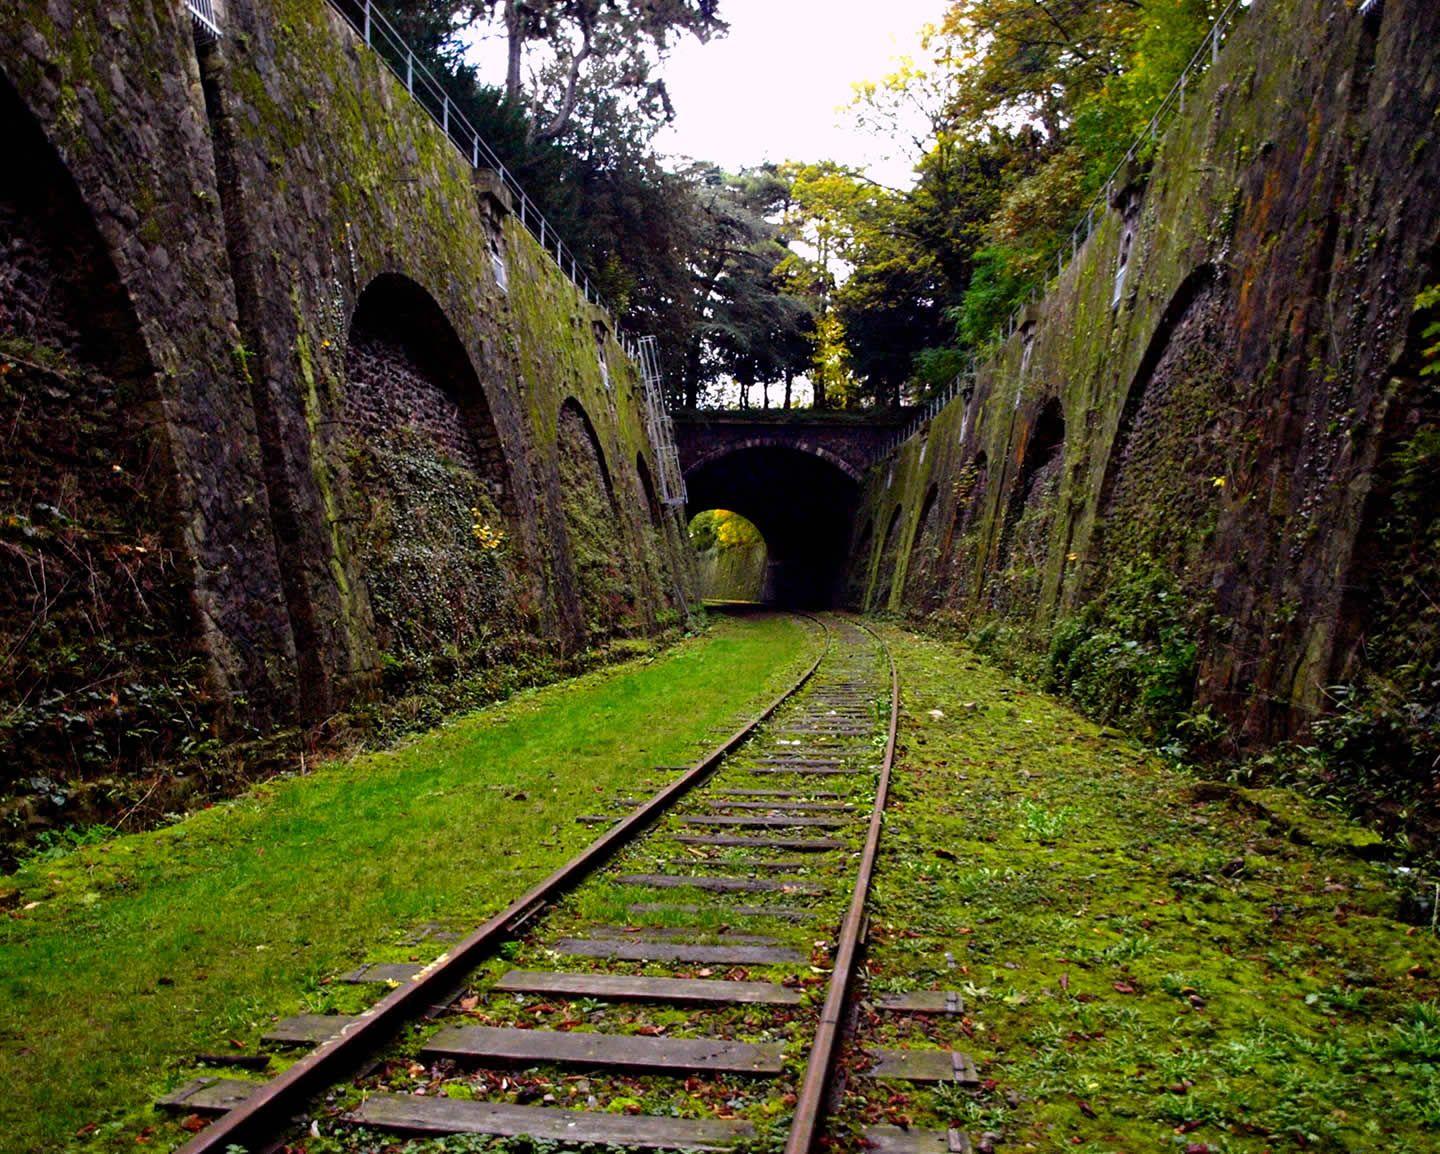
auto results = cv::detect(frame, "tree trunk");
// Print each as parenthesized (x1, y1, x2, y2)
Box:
(783, 370, 792, 410)
(505, 3, 523, 99)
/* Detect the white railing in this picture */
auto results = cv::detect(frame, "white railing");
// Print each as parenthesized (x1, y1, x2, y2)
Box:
(185, 0, 222, 41)
(326, 0, 643, 363)
(875, 356, 978, 460)
(638, 336, 687, 506)
(880, 0, 1252, 461)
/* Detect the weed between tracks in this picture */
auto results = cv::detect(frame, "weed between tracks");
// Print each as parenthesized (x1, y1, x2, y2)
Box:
(0, 614, 817, 1154)
(302, 631, 889, 1154)
(825, 625, 1440, 1153)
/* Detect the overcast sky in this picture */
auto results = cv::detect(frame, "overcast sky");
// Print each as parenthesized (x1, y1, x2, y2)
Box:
(652, 0, 945, 183)
(465, 0, 946, 185)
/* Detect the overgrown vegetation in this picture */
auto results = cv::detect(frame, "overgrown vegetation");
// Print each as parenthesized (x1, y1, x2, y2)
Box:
(1042, 559, 1198, 743)
(374, 0, 1231, 410)
(0, 612, 817, 1153)
(843, 624, 1440, 1153)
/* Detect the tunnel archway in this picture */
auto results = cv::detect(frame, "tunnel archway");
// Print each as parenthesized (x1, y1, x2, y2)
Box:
(684, 444, 860, 608)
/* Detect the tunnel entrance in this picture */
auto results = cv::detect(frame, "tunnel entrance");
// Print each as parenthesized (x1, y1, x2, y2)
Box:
(683, 445, 860, 608)
(689, 510, 770, 603)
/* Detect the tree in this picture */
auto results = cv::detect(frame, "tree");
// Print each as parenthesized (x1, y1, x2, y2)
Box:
(464, 0, 727, 143)
(667, 165, 815, 410)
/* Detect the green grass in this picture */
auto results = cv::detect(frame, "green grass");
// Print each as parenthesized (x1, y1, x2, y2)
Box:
(0, 612, 817, 1153)
(831, 623, 1440, 1153)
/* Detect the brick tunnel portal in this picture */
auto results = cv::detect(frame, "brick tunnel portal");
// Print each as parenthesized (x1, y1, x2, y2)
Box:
(684, 445, 861, 608)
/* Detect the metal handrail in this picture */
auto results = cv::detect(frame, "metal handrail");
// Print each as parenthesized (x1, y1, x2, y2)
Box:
(878, 0, 1252, 462)
(185, 0, 222, 40)
(325, 0, 642, 362)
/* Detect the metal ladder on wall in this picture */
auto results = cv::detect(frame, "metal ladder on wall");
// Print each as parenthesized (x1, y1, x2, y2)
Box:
(638, 336, 686, 508)
(636, 337, 695, 621)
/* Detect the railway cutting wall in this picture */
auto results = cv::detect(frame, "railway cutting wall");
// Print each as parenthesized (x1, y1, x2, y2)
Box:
(849, 0, 1440, 763)
(0, 0, 693, 842)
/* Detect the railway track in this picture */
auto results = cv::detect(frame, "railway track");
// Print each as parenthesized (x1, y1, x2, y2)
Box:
(161, 614, 976, 1153)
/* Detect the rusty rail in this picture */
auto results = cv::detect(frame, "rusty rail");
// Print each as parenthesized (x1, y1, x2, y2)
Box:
(172, 616, 830, 1154)
(786, 617, 901, 1153)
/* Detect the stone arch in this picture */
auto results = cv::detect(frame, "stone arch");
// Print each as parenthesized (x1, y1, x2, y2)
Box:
(869, 505, 905, 612)
(903, 483, 942, 608)
(636, 452, 663, 528)
(944, 452, 989, 557)
(684, 438, 866, 485)
(944, 451, 990, 607)
(557, 396, 637, 638)
(1085, 264, 1229, 585)
(0, 71, 205, 813)
(346, 272, 514, 513)
(1098, 264, 1218, 523)
(683, 443, 860, 608)
(991, 397, 1066, 609)
(341, 272, 519, 680)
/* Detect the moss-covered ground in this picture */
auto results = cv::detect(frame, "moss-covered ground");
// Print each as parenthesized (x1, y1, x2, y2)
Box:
(829, 624, 1440, 1153)
(0, 612, 817, 1153)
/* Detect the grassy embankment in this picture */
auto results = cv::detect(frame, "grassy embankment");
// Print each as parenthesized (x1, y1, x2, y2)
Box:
(837, 624, 1440, 1154)
(0, 612, 817, 1153)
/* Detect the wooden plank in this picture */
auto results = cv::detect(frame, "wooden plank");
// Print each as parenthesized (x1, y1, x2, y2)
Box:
(616, 874, 822, 894)
(754, 749, 840, 760)
(678, 815, 849, 829)
(550, 937, 804, 965)
(672, 859, 819, 872)
(707, 801, 854, 812)
(628, 902, 811, 921)
(157, 1078, 259, 1116)
(672, 835, 843, 851)
(869, 1049, 979, 1085)
(262, 1014, 361, 1046)
(585, 926, 780, 945)
(863, 1125, 973, 1153)
(711, 790, 842, 799)
(347, 1094, 753, 1150)
(872, 990, 965, 1015)
(339, 962, 423, 984)
(493, 970, 802, 1005)
(422, 1026, 785, 1075)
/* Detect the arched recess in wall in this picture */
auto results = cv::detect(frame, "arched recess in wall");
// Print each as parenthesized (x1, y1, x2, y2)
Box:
(869, 506, 905, 612)
(636, 453, 664, 528)
(342, 272, 520, 684)
(634, 451, 677, 613)
(1326, 244, 1440, 745)
(843, 518, 875, 609)
(0, 71, 207, 800)
(1085, 264, 1229, 590)
(557, 397, 639, 639)
(902, 484, 942, 610)
(990, 398, 1066, 612)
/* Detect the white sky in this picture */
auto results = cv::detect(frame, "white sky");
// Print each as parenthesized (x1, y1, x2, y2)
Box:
(653, 0, 944, 183)
(463, 0, 946, 184)
(464, 1, 947, 407)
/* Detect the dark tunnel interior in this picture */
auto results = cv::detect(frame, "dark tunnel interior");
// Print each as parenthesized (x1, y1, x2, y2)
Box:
(684, 446, 860, 608)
